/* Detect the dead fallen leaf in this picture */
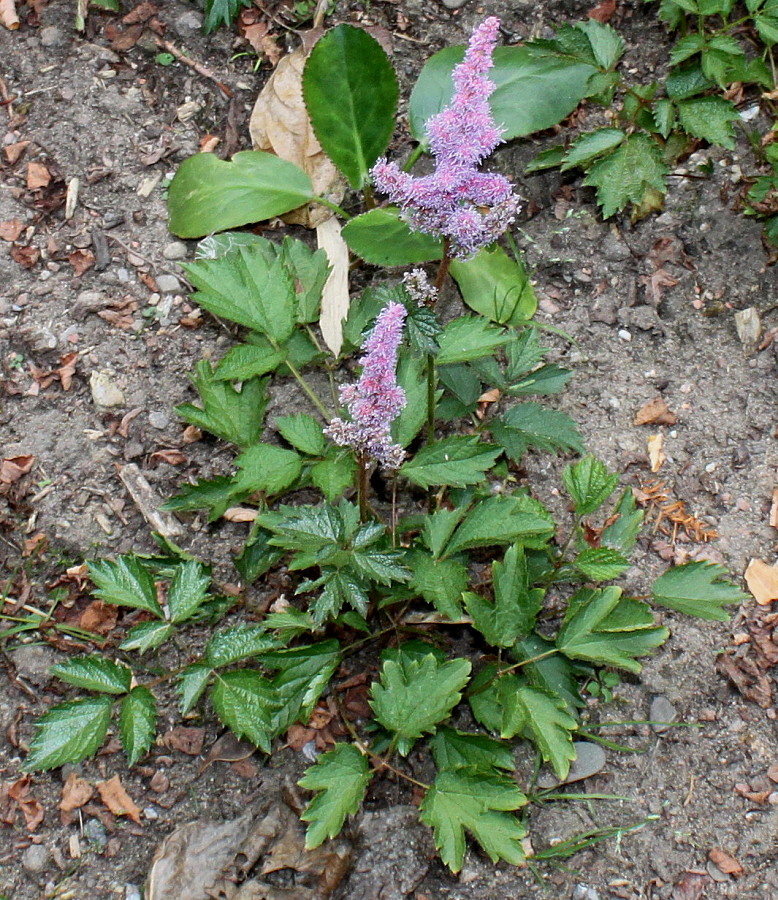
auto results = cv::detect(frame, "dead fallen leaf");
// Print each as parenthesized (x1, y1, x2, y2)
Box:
(717, 652, 773, 708)
(96, 775, 142, 824)
(0, 218, 24, 241)
(249, 39, 346, 228)
(60, 773, 95, 814)
(22, 532, 47, 557)
(671, 871, 711, 900)
(745, 558, 778, 606)
(149, 449, 186, 466)
(634, 396, 677, 426)
(317, 216, 350, 356)
(182, 426, 202, 443)
(57, 353, 78, 391)
(647, 433, 665, 472)
(708, 848, 743, 877)
(26, 161, 51, 190)
(122, 1, 158, 24)
(11, 244, 40, 269)
(161, 726, 205, 756)
(199, 133, 220, 153)
(4, 141, 30, 164)
(0, 455, 34, 484)
(198, 733, 256, 774)
(68, 248, 96, 276)
(587, 0, 615, 22)
(0, 0, 19, 30)
(79, 600, 118, 635)
(8, 775, 44, 831)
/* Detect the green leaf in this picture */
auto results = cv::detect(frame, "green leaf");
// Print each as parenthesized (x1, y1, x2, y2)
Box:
(234, 444, 303, 496)
(303, 25, 398, 190)
(183, 249, 296, 343)
(163, 475, 238, 524)
(23, 697, 112, 771)
(492, 401, 584, 463)
(166, 560, 211, 624)
(557, 587, 668, 672)
(168, 151, 313, 239)
(464, 545, 540, 647)
(444, 494, 554, 558)
(263, 641, 341, 734)
(370, 651, 471, 747)
(119, 687, 156, 767)
(574, 19, 624, 69)
(119, 621, 174, 653)
(435, 317, 511, 366)
(601, 489, 643, 553)
(449, 246, 537, 326)
(206, 625, 279, 667)
(342, 207, 444, 265)
(507, 364, 572, 397)
(177, 664, 212, 716)
(409, 45, 596, 146)
(210, 669, 279, 753)
(561, 128, 625, 171)
(408, 551, 468, 620)
(280, 237, 331, 324)
(233, 527, 282, 584)
(563, 455, 619, 516)
(668, 33, 706, 65)
(755, 12, 778, 44)
(263, 608, 314, 640)
(512, 634, 584, 713)
(275, 413, 325, 457)
(214, 342, 285, 381)
(392, 352, 429, 448)
(422, 506, 468, 558)
(665, 62, 713, 100)
(310, 451, 357, 502)
(401, 436, 501, 489)
(299, 743, 371, 848)
(574, 547, 630, 582)
(582, 132, 668, 218)
(525, 145, 566, 174)
(176, 361, 267, 449)
(405, 304, 443, 355)
(202, 0, 251, 32)
(676, 96, 738, 149)
(430, 727, 514, 773)
(652, 99, 676, 139)
(307, 571, 369, 626)
(87, 556, 161, 616)
(651, 561, 748, 621)
(420, 766, 527, 873)
(51, 656, 131, 695)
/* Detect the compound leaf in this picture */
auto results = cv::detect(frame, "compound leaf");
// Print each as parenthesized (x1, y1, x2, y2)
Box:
(651, 561, 748, 621)
(24, 697, 112, 771)
(51, 656, 131, 695)
(87, 555, 161, 616)
(492, 401, 584, 463)
(581, 132, 667, 218)
(210, 669, 279, 753)
(119, 686, 156, 767)
(167, 560, 212, 624)
(563, 455, 619, 516)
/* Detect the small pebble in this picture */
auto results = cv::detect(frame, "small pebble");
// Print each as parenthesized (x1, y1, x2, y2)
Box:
(156, 274, 181, 294)
(148, 410, 170, 429)
(650, 696, 677, 733)
(125, 886, 142, 900)
(84, 819, 108, 850)
(39, 25, 67, 47)
(22, 844, 50, 874)
(572, 886, 600, 900)
(90, 371, 125, 408)
(618, 329, 632, 342)
(162, 241, 188, 261)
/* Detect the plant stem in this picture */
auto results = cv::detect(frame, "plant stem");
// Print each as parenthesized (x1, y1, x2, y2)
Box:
(357, 454, 369, 522)
(402, 143, 424, 172)
(426, 353, 436, 444)
(465, 647, 560, 698)
(433, 239, 451, 294)
(311, 195, 352, 220)
(363, 183, 375, 210)
(282, 357, 333, 421)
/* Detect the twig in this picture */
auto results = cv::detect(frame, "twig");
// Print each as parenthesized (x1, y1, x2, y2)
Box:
(154, 39, 233, 99)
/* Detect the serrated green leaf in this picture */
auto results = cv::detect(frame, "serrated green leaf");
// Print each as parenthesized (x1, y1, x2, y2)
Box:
(210, 669, 278, 753)
(601, 488, 643, 553)
(755, 12, 778, 44)
(575, 19, 624, 69)
(676, 96, 738, 149)
(310, 451, 357, 502)
(668, 33, 707, 65)
(652, 98, 676, 138)
(202, 0, 251, 32)
(166, 560, 211, 624)
(561, 128, 625, 171)
(651, 561, 748, 621)
(233, 444, 303, 496)
(275, 413, 325, 457)
(233, 527, 283, 584)
(370, 651, 471, 747)
(464, 545, 540, 647)
(525, 145, 566, 174)
(260, 503, 343, 552)
(307, 571, 369, 626)
(87, 556, 161, 616)
(263, 608, 314, 640)
(582, 132, 668, 218)
(23, 697, 112, 771)
(492, 401, 584, 462)
(401, 436, 501, 489)
(563, 455, 619, 516)
(435, 317, 511, 365)
(392, 352, 429, 448)
(405, 304, 442, 355)
(51, 656, 131, 695)
(214, 342, 285, 381)
(512, 634, 584, 713)
(574, 547, 630, 582)
(507, 363, 572, 397)
(342, 207, 444, 266)
(299, 743, 371, 848)
(420, 766, 527, 873)
(438, 364, 482, 410)
(408, 551, 468, 620)
(422, 507, 468, 558)
(162, 475, 238, 524)
(177, 664, 212, 716)
(280, 237, 330, 324)
(665, 62, 713, 99)
(430, 727, 514, 773)
(303, 25, 398, 190)
(263, 640, 341, 734)
(119, 621, 174, 653)
(206, 625, 279, 667)
(168, 151, 313, 239)
(449, 246, 537, 326)
(119, 686, 156, 767)
(557, 587, 668, 672)
(176, 361, 268, 449)
(443, 494, 554, 558)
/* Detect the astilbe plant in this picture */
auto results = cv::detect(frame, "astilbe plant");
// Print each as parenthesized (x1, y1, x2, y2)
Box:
(22, 17, 749, 876)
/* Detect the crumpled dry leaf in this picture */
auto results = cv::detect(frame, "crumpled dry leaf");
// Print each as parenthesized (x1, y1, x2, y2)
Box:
(7, 775, 44, 831)
(60, 773, 95, 823)
(708, 847, 743, 877)
(198, 732, 256, 774)
(96, 774, 142, 824)
(160, 726, 206, 756)
(671, 871, 711, 900)
(634, 396, 677, 426)
(647, 433, 665, 472)
(26, 161, 51, 190)
(0, 455, 34, 484)
(317, 216, 350, 357)
(0, 218, 24, 241)
(745, 558, 778, 606)
(249, 37, 346, 228)
(0, 0, 19, 30)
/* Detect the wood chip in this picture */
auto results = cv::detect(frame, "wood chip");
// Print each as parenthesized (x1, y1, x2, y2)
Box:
(118, 463, 184, 537)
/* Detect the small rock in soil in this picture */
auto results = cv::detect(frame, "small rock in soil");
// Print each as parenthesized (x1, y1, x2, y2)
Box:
(39, 25, 67, 47)
(537, 741, 606, 788)
(156, 274, 182, 294)
(84, 819, 108, 850)
(734, 307, 761, 351)
(572, 885, 601, 900)
(162, 242, 188, 261)
(22, 844, 50, 874)
(125, 886, 142, 900)
(148, 410, 170, 430)
(10, 645, 57, 685)
(440, 0, 471, 7)
(650, 696, 678, 733)
(90, 371, 125, 408)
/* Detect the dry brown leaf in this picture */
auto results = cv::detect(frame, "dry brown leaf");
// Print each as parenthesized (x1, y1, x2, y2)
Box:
(198, 733, 256, 774)
(60, 773, 95, 813)
(634, 397, 677, 426)
(770, 489, 778, 528)
(0, 218, 24, 241)
(745, 558, 778, 606)
(317, 216, 350, 356)
(0, 0, 19, 30)
(708, 848, 743, 877)
(0, 455, 34, 483)
(8, 775, 44, 831)
(68, 248, 95, 276)
(647, 433, 665, 472)
(149, 449, 187, 466)
(79, 600, 118, 635)
(160, 726, 206, 756)
(96, 775, 142, 824)
(11, 244, 40, 269)
(3, 140, 30, 164)
(222, 506, 258, 522)
(671, 872, 711, 900)
(57, 352, 77, 391)
(249, 40, 346, 228)
(588, 0, 615, 21)
(26, 161, 51, 190)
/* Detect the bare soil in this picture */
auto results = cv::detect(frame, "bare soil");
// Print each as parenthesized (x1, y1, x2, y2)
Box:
(1, 1, 777, 899)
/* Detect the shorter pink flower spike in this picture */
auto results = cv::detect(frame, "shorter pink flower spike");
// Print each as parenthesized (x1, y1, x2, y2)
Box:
(325, 301, 408, 470)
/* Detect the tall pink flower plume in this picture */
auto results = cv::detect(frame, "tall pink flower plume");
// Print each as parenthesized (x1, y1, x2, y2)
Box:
(325, 301, 407, 470)
(371, 17, 519, 259)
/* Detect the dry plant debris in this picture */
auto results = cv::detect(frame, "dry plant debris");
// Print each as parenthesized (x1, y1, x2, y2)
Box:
(635, 479, 718, 543)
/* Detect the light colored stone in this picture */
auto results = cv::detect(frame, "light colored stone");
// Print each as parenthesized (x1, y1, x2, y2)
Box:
(22, 844, 50, 874)
(734, 307, 761, 350)
(148, 410, 169, 430)
(156, 274, 181, 294)
(90, 371, 125, 408)
(40, 25, 67, 47)
(162, 241, 188, 261)
(650, 695, 678, 733)
(537, 741, 606, 788)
